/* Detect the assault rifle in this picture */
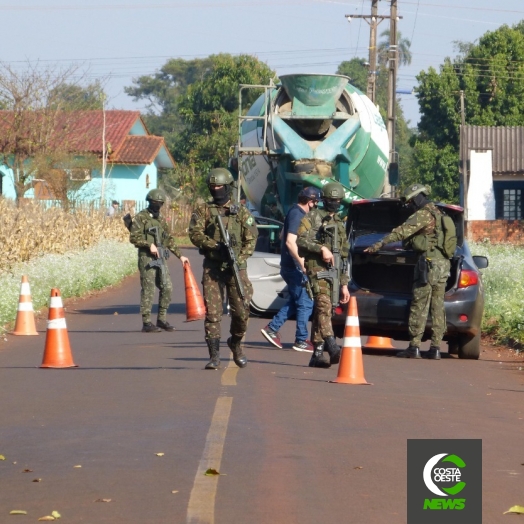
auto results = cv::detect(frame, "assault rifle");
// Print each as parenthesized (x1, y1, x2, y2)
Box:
(147, 226, 170, 287)
(216, 212, 246, 305)
(316, 219, 345, 315)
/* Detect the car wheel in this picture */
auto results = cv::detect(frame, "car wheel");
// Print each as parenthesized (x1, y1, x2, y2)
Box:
(447, 339, 459, 355)
(458, 332, 481, 360)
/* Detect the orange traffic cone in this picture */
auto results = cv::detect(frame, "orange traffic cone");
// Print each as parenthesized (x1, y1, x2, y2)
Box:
(40, 289, 77, 368)
(363, 336, 395, 350)
(12, 275, 39, 336)
(184, 262, 206, 322)
(330, 296, 371, 385)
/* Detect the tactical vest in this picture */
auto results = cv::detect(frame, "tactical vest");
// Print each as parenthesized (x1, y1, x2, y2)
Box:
(201, 205, 244, 263)
(404, 204, 445, 259)
(300, 209, 348, 272)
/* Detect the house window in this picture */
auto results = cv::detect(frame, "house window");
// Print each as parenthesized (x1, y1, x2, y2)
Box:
(502, 189, 522, 219)
(494, 181, 524, 220)
(146, 174, 150, 188)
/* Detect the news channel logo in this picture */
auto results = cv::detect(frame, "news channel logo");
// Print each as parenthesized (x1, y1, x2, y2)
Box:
(407, 439, 482, 523)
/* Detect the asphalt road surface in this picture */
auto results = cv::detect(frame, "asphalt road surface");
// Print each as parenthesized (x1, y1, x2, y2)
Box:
(1, 248, 523, 523)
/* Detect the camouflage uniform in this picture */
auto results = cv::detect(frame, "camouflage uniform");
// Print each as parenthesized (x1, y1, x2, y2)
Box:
(296, 208, 349, 344)
(188, 201, 258, 340)
(129, 209, 182, 324)
(370, 202, 450, 347)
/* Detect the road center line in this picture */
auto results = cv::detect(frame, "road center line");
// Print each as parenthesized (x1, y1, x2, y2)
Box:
(221, 353, 238, 386)
(186, 396, 233, 524)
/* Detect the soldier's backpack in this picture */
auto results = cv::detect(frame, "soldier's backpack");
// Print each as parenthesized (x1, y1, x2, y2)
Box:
(438, 212, 457, 258)
(405, 207, 457, 258)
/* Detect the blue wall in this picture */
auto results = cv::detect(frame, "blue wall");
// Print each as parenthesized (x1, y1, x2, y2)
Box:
(0, 165, 16, 199)
(0, 162, 158, 203)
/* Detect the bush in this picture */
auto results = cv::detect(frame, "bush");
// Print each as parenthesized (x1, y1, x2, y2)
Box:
(471, 242, 524, 347)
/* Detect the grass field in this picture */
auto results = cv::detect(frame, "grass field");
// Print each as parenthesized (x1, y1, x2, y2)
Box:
(471, 242, 524, 348)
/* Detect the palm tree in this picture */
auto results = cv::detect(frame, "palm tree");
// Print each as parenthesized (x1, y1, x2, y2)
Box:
(377, 30, 412, 67)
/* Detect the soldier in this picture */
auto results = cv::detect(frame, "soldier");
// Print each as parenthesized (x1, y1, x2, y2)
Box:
(296, 181, 350, 368)
(188, 168, 258, 370)
(262, 194, 285, 222)
(129, 188, 189, 333)
(364, 184, 450, 360)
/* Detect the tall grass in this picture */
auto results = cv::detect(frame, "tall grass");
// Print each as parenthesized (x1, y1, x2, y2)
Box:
(471, 242, 524, 347)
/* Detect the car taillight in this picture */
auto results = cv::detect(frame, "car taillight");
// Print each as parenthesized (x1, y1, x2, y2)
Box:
(458, 270, 479, 288)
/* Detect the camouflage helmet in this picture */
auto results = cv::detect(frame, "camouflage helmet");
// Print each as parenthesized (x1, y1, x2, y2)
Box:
(206, 168, 234, 186)
(146, 188, 166, 203)
(402, 184, 430, 202)
(322, 181, 345, 200)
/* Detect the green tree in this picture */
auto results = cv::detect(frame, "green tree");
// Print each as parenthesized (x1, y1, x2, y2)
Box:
(413, 21, 524, 202)
(125, 57, 214, 154)
(126, 54, 275, 198)
(50, 81, 106, 110)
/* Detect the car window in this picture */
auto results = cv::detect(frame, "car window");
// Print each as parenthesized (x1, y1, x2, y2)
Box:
(255, 217, 283, 254)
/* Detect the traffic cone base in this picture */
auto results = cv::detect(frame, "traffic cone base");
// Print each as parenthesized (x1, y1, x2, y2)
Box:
(40, 290, 77, 368)
(330, 296, 371, 385)
(12, 276, 39, 336)
(363, 336, 395, 350)
(184, 263, 206, 322)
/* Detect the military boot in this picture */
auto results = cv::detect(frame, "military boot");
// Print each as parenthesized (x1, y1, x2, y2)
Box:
(205, 338, 221, 370)
(227, 335, 247, 368)
(309, 342, 331, 368)
(142, 322, 161, 333)
(426, 345, 441, 360)
(324, 336, 341, 365)
(396, 346, 422, 358)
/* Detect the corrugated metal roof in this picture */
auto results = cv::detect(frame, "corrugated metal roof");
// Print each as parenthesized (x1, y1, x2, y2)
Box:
(464, 126, 524, 174)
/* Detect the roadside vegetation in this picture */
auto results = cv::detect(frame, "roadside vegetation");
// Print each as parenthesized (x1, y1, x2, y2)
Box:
(0, 199, 136, 331)
(471, 242, 524, 348)
(0, 199, 128, 272)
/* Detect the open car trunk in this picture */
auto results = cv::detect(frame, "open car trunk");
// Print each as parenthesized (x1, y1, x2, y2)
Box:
(347, 199, 464, 294)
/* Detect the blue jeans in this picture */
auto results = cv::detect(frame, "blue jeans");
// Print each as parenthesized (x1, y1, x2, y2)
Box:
(269, 266, 314, 342)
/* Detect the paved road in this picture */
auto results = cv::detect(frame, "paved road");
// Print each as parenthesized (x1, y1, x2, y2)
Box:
(1, 248, 523, 523)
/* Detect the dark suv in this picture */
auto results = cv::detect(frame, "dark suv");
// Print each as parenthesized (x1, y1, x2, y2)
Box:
(331, 199, 488, 359)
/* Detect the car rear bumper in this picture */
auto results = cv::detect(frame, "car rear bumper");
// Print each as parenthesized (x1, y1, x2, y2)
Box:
(333, 284, 484, 341)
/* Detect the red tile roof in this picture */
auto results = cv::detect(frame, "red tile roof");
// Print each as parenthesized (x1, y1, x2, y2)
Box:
(0, 110, 174, 166)
(111, 135, 163, 164)
(64, 110, 142, 154)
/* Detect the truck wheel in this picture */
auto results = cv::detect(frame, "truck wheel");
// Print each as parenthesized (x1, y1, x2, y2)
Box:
(458, 333, 481, 360)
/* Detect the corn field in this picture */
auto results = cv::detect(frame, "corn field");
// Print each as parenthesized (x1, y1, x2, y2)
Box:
(0, 198, 129, 272)
(0, 198, 195, 273)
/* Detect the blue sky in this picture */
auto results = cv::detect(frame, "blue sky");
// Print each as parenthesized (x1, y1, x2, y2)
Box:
(2, 1, 524, 126)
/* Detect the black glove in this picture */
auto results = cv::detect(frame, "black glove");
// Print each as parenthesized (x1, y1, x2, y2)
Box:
(215, 242, 228, 258)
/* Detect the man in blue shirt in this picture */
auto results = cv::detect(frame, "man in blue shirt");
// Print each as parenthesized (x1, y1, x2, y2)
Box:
(260, 187, 320, 351)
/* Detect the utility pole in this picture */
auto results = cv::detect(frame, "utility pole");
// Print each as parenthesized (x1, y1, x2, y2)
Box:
(459, 90, 468, 224)
(385, 0, 399, 197)
(347, 1, 402, 196)
(346, 0, 384, 104)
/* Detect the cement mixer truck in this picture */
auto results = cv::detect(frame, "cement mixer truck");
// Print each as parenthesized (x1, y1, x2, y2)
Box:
(229, 73, 389, 215)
